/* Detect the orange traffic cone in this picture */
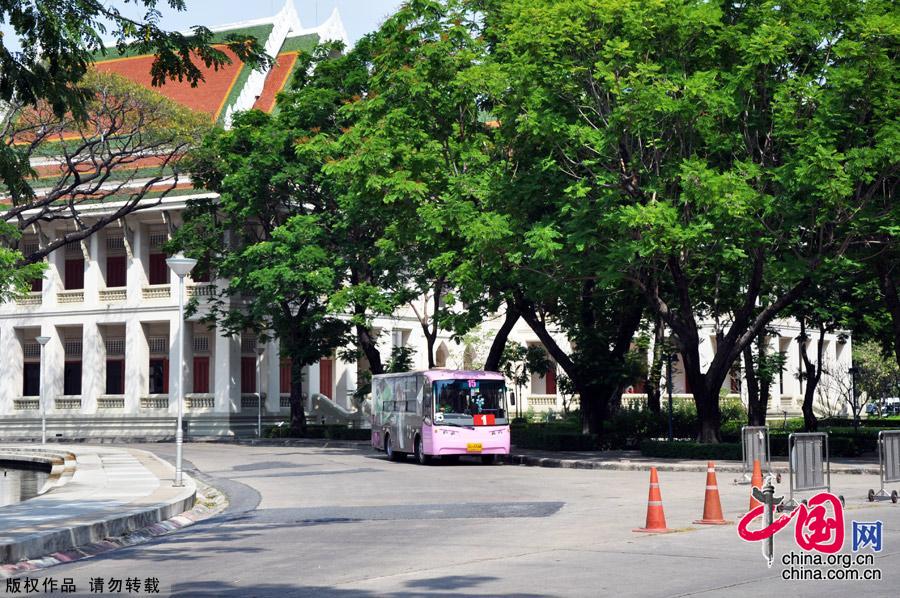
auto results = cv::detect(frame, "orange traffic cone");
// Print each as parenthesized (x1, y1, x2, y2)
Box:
(748, 458, 763, 513)
(694, 461, 731, 525)
(634, 467, 675, 533)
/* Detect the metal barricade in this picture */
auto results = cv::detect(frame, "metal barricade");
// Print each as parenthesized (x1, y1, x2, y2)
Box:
(784, 432, 837, 510)
(735, 426, 771, 484)
(868, 430, 900, 503)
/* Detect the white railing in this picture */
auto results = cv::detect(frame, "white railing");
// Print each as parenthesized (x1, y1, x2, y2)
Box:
(97, 395, 125, 409)
(54, 397, 82, 410)
(142, 284, 171, 300)
(187, 284, 216, 298)
(187, 394, 214, 409)
(15, 292, 42, 306)
(57, 289, 84, 303)
(99, 288, 127, 302)
(141, 395, 169, 409)
(13, 398, 39, 410)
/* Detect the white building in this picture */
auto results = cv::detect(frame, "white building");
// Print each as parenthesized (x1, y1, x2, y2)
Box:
(0, 3, 853, 439)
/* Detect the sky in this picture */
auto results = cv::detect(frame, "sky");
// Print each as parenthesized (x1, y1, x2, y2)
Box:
(1, 1, 406, 51)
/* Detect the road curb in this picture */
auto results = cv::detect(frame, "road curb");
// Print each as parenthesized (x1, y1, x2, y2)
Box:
(502, 454, 879, 475)
(0, 447, 197, 566)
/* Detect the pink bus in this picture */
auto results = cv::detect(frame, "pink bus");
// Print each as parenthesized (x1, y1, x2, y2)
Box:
(371, 370, 510, 465)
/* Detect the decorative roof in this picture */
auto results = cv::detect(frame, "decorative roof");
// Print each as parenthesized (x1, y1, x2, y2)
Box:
(91, 1, 349, 127)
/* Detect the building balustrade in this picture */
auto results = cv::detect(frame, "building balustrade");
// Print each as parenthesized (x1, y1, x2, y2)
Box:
(241, 393, 265, 410)
(140, 395, 169, 409)
(13, 398, 40, 410)
(15, 292, 42, 306)
(54, 396, 82, 410)
(186, 394, 214, 409)
(99, 288, 127, 302)
(526, 394, 559, 407)
(57, 289, 84, 304)
(280, 395, 291, 409)
(97, 395, 125, 409)
(187, 284, 216, 298)
(141, 284, 171, 300)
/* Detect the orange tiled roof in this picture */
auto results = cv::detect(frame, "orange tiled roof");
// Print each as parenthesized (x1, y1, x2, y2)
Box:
(95, 46, 244, 120)
(253, 52, 300, 112)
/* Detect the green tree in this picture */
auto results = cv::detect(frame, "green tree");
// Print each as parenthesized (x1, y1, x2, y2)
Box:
(855, 339, 900, 409)
(490, 0, 897, 442)
(1, 1, 268, 303)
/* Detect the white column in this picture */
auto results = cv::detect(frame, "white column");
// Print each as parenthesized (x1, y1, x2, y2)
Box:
(81, 320, 104, 413)
(125, 319, 148, 414)
(41, 324, 64, 413)
(265, 339, 279, 413)
(44, 245, 63, 307)
(126, 223, 147, 306)
(213, 329, 239, 413)
(0, 323, 22, 414)
(84, 234, 101, 305)
(308, 361, 320, 400)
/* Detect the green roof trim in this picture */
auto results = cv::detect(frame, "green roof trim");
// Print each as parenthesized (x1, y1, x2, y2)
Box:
(91, 24, 275, 62)
(280, 33, 319, 54)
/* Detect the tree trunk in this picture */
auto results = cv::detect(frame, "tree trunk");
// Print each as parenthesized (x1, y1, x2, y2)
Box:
(289, 356, 307, 436)
(744, 343, 765, 426)
(681, 342, 724, 443)
(484, 302, 520, 372)
(357, 323, 383, 375)
(875, 258, 900, 368)
(798, 319, 824, 433)
(646, 314, 665, 414)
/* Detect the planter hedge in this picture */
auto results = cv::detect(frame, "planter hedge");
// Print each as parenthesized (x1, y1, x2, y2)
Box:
(265, 425, 371, 440)
(639, 440, 742, 461)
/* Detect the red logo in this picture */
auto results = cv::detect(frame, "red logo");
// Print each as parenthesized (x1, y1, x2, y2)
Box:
(737, 491, 845, 554)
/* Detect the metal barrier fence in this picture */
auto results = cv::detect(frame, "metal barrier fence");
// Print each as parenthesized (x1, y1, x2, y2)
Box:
(784, 432, 835, 509)
(869, 430, 900, 503)
(736, 426, 771, 484)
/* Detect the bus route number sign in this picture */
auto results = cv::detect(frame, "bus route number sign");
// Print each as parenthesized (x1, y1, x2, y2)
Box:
(468, 380, 477, 388)
(473, 414, 495, 426)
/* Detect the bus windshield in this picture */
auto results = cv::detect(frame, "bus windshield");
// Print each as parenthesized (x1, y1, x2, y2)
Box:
(433, 379, 508, 426)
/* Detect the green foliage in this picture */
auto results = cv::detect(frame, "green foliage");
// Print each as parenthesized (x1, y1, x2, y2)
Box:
(855, 339, 900, 401)
(386, 346, 417, 373)
(265, 424, 370, 440)
(639, 441, 743, 461)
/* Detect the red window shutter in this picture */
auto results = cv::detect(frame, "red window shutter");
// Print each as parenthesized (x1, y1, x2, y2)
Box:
(30, 277, 43, 292)
(163, 358, 169, 394)
(241, 357, 256, 394)
(193, 356, 210, 393)
(682, 357, 691, 394)
(319, 358, 333, 397)
(106, 255, 127, 287)
(149, 253, 168, 285)
(280, 359, 292, 394)
(546, 367, 557, 395)
(65, 258, 84, 290)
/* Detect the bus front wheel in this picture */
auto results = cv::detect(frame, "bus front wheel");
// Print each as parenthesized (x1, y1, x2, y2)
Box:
(481, 454, 497, 465)
(414, 436, 431, 465)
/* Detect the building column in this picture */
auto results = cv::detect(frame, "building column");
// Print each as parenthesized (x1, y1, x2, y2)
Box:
(84, 234, 101, 305)
(81, 320, 104, 413)
(44, 243, 63, 307)
(0, 323, 22, 414)
(126, 222, 147, 306)
(41, 324, 64, 414)
(124, 319, 148, 415)
(213, 328, 239, 413)
(265, 339, 280, 414)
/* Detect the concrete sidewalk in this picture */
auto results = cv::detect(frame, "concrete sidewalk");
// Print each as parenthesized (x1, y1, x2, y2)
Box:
(504, 448, 880, 474)
(0, 445, 196, 566)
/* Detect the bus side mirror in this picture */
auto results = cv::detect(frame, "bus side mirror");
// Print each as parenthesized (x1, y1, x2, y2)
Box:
(509, 392, 516, 407)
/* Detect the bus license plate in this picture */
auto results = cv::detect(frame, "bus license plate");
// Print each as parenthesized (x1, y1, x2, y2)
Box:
(466, 443, 483, 453)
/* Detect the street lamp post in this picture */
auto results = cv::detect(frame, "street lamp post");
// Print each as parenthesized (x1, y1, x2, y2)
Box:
(256, 345, 265, 438)
(35, 335, 50, 444)
(166, 253, 197, 487)
(666, 353, 677, 442)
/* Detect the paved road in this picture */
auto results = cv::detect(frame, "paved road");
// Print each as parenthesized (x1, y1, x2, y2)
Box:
(11, 443, 900, 597)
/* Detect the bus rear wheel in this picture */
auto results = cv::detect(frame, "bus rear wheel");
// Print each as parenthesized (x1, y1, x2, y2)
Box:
(385, 434, 403, 462)
(414, 436, 431, 465)
(481, 455, 497, 465)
